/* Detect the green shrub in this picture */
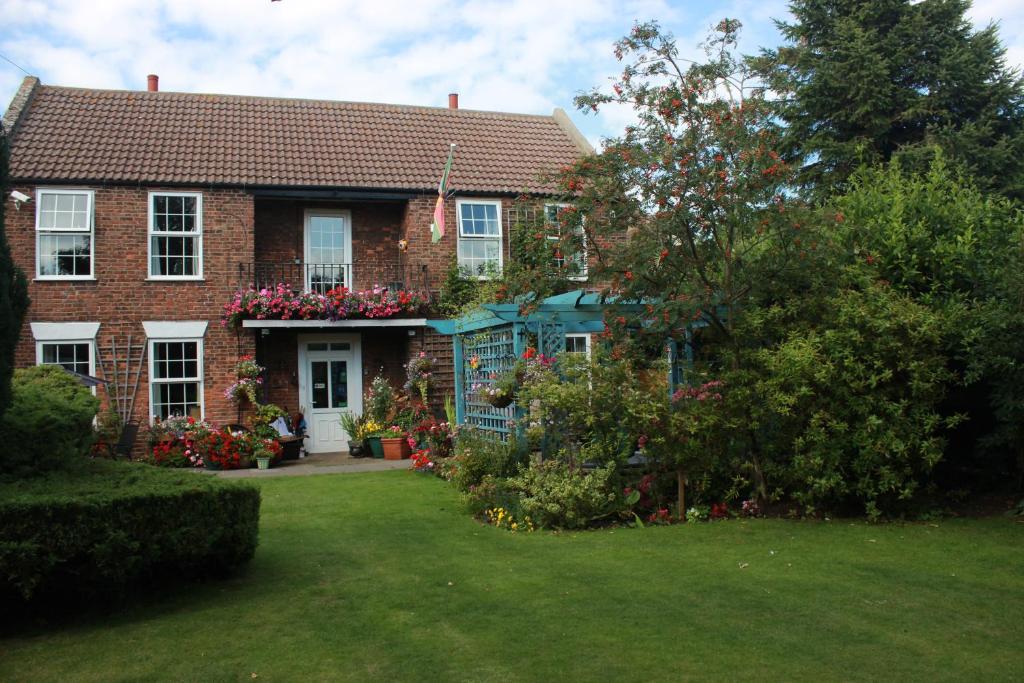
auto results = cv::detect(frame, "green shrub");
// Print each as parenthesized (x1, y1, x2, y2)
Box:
(0, 459, 260, 607)
(0, 365, 99, 476)
(506, 460, 620, 530)
(451, 428, 525, 493)
(464, 474, 522, 517)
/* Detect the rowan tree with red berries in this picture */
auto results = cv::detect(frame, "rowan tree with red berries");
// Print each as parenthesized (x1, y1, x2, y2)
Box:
(561, 20, 820, 362)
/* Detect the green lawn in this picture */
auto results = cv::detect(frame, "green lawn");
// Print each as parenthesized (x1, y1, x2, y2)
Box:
(2, 471, 1022, 682)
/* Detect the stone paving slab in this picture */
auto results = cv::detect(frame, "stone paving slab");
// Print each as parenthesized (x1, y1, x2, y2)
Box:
(211, 457, 412, 478)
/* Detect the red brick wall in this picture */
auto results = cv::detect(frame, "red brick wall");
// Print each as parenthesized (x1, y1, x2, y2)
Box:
(254, 199, 409, 289)
(400, 194, 521, 289)
(256, 327, 413, 416)
(7, 184, 256, 430)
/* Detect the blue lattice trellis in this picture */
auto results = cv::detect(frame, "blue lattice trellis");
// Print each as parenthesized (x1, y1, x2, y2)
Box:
(459, 325, 519, 439)
(430, 290, 674, 439)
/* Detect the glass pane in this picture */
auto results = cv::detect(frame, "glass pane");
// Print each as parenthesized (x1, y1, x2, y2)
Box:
(307, 343, 328, 352)
(329, 342, 351, 351)
(41, 193, 57, 213)
(330, 360, 348, 408)
(311, 361, 328, 409)
(154, 381, 200, 420)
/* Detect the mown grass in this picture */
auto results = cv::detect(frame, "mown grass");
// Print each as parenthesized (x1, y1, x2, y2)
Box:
(1, 471, 1022, 682)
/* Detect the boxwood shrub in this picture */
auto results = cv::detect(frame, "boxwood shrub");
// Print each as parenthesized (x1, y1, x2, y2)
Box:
(0, 460, 260, 608)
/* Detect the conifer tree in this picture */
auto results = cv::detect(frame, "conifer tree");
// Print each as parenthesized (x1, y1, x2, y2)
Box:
(0, 123, 30, 417)
(758, 0, 1024, 199)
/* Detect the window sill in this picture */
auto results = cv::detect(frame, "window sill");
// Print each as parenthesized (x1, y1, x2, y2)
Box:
(34, 276, 96, 282)
(146, 277, 205, 282)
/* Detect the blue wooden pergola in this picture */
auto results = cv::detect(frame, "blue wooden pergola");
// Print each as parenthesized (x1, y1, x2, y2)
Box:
(428, 290, 691, 438)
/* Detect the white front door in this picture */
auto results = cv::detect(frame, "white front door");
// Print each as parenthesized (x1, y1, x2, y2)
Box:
(304, 209, 352, 293)
(298, 334, 362, 453)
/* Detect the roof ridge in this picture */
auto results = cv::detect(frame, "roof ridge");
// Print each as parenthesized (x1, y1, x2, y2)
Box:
(36, 84, 561, 122)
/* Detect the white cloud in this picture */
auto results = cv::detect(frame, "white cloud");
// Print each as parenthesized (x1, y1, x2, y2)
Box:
(0, 0, 1020, 151)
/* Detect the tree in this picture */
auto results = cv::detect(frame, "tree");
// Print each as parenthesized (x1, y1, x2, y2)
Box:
(757, 0, 1024, 200)
(564, 20, 816, 501)
(0, 122, 30, 418)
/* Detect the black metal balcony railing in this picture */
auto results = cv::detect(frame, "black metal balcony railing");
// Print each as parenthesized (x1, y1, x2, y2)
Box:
(238, 262, 430, 296)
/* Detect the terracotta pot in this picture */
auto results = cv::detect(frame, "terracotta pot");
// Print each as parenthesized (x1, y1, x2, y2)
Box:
(381, 436, 411, 460)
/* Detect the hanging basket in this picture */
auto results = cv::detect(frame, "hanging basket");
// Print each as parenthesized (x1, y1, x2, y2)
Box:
(484, 392, 515, 409)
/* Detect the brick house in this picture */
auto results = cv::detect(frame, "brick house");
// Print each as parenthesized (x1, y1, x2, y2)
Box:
(1, 76, 590, 454)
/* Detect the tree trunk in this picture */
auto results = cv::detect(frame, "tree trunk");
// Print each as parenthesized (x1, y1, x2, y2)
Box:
(677, 467, 686, 521)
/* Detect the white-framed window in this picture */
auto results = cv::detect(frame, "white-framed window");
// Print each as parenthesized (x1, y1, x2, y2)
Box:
(149, 338, 204, 421)
(148, 192, 202, 279)
(35, 188, 94, 279)
(565, 333, 591, 358)
(545, 203, 587, 280)
(457, 199, 503, 277)
(38, 341, 93, 375)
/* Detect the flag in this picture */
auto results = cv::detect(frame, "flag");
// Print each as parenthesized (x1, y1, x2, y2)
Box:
(431, 143, 456, 243)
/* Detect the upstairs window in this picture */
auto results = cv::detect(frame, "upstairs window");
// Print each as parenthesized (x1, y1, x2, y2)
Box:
(149, 192, 202, 279)
(36, 189, 94, 279)
(545, 203, 587, 280)
(457, 200, 502, 277)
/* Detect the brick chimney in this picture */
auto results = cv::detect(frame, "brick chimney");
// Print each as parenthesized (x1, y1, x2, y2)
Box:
(448, 93, 458, 109)
(147, 74, 159, 92)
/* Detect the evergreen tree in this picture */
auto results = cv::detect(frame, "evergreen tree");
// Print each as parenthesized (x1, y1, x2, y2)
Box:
(0, 122, 30, 417)
(758, 0, 1024, 200)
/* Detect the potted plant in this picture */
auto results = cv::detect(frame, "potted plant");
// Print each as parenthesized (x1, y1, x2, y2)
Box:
(224, 354, 264, 405)
(381, 425, 411, 460)
(254, 441, 273, 470)
(477, 371, 518, 408)
(362, 419, 385, 458)
(339, 410, 365, 457)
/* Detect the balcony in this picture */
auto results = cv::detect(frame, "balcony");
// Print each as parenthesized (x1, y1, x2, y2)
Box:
(238, 262, 430, 295)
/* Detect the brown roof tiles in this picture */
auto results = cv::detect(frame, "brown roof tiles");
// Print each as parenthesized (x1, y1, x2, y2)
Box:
(4, 79, 590, 194)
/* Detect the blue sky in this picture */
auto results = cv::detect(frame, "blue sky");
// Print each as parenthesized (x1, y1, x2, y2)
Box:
(1, 0, 1021, 149)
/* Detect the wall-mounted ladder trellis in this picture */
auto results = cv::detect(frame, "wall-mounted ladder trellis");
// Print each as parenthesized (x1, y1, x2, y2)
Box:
(96, 335, 147, 425)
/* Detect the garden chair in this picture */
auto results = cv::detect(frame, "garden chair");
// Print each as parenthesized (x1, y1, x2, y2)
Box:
(113, 420, 140, 460)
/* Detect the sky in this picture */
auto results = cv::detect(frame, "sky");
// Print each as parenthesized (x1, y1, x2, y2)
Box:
(1, 0, 1022, 150)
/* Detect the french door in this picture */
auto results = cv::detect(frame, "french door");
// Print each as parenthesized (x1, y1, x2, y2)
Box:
(304, 209, 352, 293)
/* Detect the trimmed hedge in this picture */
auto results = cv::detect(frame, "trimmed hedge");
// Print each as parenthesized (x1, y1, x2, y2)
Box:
(0, 460, 260, 607)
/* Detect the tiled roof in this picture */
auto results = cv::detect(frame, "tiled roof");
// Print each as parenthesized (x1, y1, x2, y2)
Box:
(4, 80, 590, 194)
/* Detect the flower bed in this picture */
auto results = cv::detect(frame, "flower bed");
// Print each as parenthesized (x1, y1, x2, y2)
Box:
(221, 283, 430, 327)
(145, 416, 281, 470)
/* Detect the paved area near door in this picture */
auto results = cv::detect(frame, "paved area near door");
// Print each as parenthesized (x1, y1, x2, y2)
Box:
(213, 451, 412, 478)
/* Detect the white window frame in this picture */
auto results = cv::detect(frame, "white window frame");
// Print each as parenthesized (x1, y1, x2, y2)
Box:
(545, 203, 588, 281)
(565, 333, 591, 358)
(147, 191, 203, 280)
(35, 188, 95, 280)
(31, 321, 101, 393)
(36, 340, 96, 377)
(146, 322, 206, 423)
(456, 198, 503, 279)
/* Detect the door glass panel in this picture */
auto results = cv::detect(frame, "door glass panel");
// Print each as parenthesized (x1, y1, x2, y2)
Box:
(329, 342, 351, 351)
(311, 361, 328, 409)
(307, 342, 328, 351)
(330, 360, 348, 408)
